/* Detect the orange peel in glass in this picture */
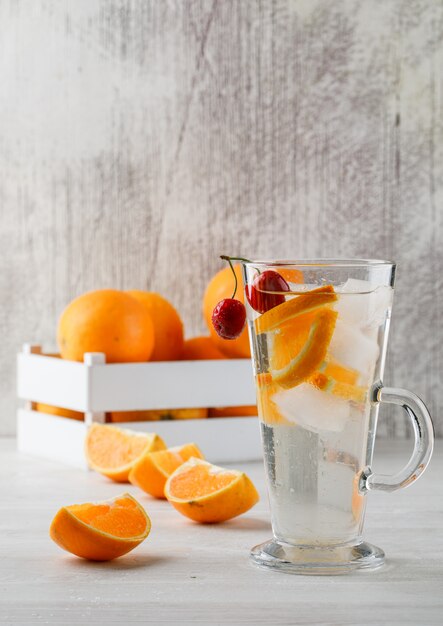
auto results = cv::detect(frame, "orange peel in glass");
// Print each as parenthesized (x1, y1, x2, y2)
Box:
(256, 372, 290, 425)
(317, 360, 359, 386)
(310, 371, 368, 404)
(254, 285, 337, 335)
(270, 309, 338, 389)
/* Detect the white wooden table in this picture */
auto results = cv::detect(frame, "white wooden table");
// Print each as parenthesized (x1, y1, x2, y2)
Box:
(0, 438, 442, 625)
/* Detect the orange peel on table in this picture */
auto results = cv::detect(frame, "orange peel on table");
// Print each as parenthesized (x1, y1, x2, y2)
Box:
(164, 457, 259, 523)
(50, 493, 151, 561)
(129, 443, 205, 499)
(85, 423, 166, 483)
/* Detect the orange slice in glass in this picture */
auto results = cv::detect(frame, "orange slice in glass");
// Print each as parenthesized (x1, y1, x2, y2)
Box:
(352, 473, 365, 521)
(49, 493, 151, 561)
(254, 285, 337, 334)
(271, 309, 338, 389)
(310, 371, 367, 403)
(256, 372, 290, 425)
(317, 360, 359, 385)
(269, 310, 319, 372)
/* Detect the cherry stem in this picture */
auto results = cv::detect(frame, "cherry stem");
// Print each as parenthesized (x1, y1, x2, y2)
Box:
(220, 255, 245, 299)
(220, 255, 262, 298)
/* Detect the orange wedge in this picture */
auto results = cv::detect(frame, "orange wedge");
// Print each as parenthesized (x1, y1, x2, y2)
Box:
(256, 373, 290, 425)
(164, 458, 259, 523)
(49, 493, 151, 561)
(254, 285, 337, 334)
(271, 309, 338, 389)
(310, 371, 367, 403)
(85, 423, 166, 482)
(129, 443, 205, 499)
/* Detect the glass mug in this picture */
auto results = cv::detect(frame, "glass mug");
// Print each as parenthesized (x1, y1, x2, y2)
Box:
(242, 259, 434, 574)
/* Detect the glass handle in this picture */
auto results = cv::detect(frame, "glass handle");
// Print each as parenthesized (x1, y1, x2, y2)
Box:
(361, 385, 434, 493)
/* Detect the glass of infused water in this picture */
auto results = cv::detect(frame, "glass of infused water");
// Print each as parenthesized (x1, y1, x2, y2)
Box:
(242, 259, 434, 574)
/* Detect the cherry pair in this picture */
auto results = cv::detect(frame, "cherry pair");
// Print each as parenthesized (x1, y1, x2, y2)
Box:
(212, 258, 290, 340)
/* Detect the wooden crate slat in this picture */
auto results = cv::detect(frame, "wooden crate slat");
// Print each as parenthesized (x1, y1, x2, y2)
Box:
(88, 359, 256, 411)
(17, 409, 89, 469)
(17, 353, 88, 411)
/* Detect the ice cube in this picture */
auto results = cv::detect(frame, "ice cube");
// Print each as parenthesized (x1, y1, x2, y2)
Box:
(329, 319, 379, 383)
(370, 285, 393, 327)
(335, 279, 393, 329)
(336, 278, 374, 295)
(335, 280, 373, 326)
(273, 384, 351, 434)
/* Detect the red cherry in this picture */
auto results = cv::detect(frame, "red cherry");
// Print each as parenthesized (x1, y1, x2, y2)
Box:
(211, 298, 246, 340)
(247, 270, 290, 313)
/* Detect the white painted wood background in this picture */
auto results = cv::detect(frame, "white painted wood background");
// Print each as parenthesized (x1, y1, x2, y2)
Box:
(0, 0, 442, 436)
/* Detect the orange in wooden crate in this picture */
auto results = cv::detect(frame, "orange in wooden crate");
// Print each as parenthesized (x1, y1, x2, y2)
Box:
(208, 406, 257, 418)
(85, 423, 166, 482)
(203, 264, 250, 358)
(35, 402, 83, 421)
(57, 289, 155, 362)
(127, 291, 184, 361)
(278, 268, 304, 284)
(180, 336, 227, 360)
(109, 408, 208, 422)
(129, 443, 205, 498)
(165, 457, 259, 523)
(50, 493, 150, 561)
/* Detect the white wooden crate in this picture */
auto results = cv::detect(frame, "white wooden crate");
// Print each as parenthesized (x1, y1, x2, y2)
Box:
(16, 345, 262, 467)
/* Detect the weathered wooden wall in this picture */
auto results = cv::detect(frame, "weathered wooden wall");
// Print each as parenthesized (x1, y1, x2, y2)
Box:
(0, 0, 442, 436)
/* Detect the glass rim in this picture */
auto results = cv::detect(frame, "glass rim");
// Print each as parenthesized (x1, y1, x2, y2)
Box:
(242, 258, 395, 269)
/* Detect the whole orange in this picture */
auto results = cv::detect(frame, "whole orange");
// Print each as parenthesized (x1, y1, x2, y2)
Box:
(127, 291, 184, 361)
(202, 264, 251, 358)
(57, 289, 155, 362)
(180, 336, 227, 360)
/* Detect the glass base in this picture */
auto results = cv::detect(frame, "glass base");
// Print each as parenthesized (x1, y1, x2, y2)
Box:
(250, 539, 385, 575)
